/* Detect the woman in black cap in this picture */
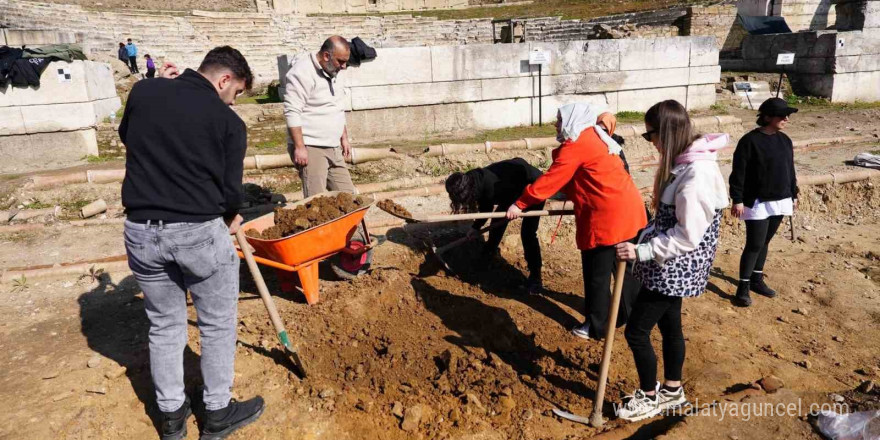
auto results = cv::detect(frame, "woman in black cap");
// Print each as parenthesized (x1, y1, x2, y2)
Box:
(729, 97, 799, 307)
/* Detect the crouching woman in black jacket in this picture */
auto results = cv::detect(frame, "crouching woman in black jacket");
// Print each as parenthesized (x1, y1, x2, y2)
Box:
(729, 98, 799, 307)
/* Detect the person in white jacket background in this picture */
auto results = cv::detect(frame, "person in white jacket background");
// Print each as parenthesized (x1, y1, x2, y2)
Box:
(614, 100, 730, 422)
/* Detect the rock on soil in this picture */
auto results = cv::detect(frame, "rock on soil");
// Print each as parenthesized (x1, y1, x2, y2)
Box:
(246, 193, 368, 240)
(401, 405, 424, 432)
(759, 375, 785, 393)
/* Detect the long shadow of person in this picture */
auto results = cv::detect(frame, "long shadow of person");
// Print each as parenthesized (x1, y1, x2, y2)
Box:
(78, 273, 202, 436)
(707, 267, 737, 301)
(413, 278, 597, 407)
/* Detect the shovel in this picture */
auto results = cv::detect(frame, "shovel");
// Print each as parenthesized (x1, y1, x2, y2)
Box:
(590, 260, 627, 427)
(235, 229, 308, 378)
(429, 221, 508, 273)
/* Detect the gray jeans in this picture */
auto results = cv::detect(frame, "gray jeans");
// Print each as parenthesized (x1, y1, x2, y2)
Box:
(123, 218, 239, 412)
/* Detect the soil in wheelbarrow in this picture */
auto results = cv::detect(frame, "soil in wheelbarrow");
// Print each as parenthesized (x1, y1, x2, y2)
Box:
(246, 192, 368, 240)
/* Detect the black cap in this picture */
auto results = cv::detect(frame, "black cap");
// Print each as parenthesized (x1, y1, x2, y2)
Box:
(758, 97, 798, 117)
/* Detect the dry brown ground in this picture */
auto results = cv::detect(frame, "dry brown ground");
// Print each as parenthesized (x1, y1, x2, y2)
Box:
(0, 106, 878, 440)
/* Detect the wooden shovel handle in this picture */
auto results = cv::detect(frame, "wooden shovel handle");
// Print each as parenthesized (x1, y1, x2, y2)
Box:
(590, 260, 628, 427)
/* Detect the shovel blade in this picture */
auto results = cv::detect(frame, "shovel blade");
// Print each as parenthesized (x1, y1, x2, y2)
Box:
(278, 331, 308, 378)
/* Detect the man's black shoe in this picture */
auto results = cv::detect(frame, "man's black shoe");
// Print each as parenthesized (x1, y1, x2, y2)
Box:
(200, 397, 265, 440)
(734, 280, 752, 307)
(161, 396, 192, 440)
(750, 272, 777, 298)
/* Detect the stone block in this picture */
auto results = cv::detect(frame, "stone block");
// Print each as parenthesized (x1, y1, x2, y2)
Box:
(0, 129, 98, 174)
(689, 65, 721, 85)
(578, 67, 691, 94)
(92, 97, 122, 122)
(542, 93, 616, 121)
(830, 70, 880, 102)
(540, 40, 621, 75)
(690, 36, 720, 66)
(21, 102, 97, 133)
(618, 86, 688, 112)
(400, 0, 424, 9)
(619, 38, 691, 71)
(0, 107, 26, 136)
(833, 53, 880, 72)
(349, 80, 481, 110)
(797, 57, 832, 74)
(272, 0, 295, 14)
(344, 47, 433, 87)
(833, 30, 880, 57)
(431, 43, 532, 81)
(84, 61, 117, 101)
(0, 61, 90, 106)
(347, 105, 437, 142)
(686, 84, 716, 110)
(481, 75, 553, 101)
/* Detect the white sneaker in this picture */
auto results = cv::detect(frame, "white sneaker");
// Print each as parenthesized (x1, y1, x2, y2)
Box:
(617, 387, 661, 422)
(657, 385, 687, 412)
(571, 323, 591, 340)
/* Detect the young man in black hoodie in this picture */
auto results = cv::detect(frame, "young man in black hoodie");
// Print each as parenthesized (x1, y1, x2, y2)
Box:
(120, 46, 265, 440)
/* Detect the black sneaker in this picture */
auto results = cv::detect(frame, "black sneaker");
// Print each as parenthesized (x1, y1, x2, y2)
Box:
(734, 280, 752, 307)
(200, 397, 265, 440)
(750, 272, 777, 298)
(525, 277, 544, 295)
(161, 397, 192, 440)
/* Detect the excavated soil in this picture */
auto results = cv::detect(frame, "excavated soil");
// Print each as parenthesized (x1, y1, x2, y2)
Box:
(377, 199, 413, 219)
(246, 193, 367, 240)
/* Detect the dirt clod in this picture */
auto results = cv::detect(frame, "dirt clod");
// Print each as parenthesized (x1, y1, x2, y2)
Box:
(246, 193, 368, 240)
(104, 366, 127, 380)
(759, 375, 785, 393)
(859, 380, 875, 393)
(401, 405, 424, 432)
(377, 199, 412, 219)
(87, 355, 102, 369)
(391, 401, 404, 418)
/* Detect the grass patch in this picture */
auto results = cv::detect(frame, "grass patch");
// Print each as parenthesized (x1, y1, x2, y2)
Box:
(785, 95, 880, 111)
(251, 129, 288, 150)
(709, 102, 730, 115)
(22, 200, 54, 210)
(83, 155, 116, 164)
(616, 111, 645, 123)
(237, 93, 282, 105)
(318, 0, 703, 21)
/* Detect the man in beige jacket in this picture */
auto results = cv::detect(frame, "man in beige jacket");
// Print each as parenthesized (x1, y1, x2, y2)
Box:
(284, 36, 354, 197)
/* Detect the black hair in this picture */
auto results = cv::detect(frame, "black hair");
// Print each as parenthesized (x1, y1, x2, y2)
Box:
(198, 46, 254, 90)
(445, 170, 482, 214)
(756, 113, 771, 127)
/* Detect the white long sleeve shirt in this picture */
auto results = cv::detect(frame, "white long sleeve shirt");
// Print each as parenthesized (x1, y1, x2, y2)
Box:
(283, 52, 347, 148)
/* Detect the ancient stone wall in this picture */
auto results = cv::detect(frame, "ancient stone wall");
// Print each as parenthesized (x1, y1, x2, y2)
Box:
(738, 0, 836, 31)
(278, 37, 721, 142)
(682, 4, 748, 55)
(736, 29, 880, 102)
(524, 6, 691, 42)
(0, 60, 121, 173)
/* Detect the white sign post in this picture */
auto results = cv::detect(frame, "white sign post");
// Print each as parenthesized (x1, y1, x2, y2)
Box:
(529, 49, 551, 125)
(775, 53, 795, 98)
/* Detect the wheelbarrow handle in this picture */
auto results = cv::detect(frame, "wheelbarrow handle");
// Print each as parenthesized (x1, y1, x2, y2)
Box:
(235, 250, 296, 272)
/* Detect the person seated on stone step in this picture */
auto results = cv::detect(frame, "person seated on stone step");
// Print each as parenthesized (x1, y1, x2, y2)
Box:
(507, 103, 646, 341)
(284, 35, 355, 198)
(730, 97, 799, 307)
(445, 158, 545, 294)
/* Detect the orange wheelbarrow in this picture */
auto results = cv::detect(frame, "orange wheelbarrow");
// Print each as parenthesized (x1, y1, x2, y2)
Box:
(236, 191, 376, 305)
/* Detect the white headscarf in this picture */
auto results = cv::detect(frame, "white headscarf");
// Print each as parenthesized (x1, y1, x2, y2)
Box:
(557, 103, 622, 155)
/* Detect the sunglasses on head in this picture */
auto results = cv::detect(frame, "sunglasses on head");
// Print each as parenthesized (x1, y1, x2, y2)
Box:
(641, 130, 656, 142)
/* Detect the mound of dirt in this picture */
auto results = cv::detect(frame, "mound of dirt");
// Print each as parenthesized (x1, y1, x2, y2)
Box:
(378, 199, 413, 218)
(246, 193, 367, 240)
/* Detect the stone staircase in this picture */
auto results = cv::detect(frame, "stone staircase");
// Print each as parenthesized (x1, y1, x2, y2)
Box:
(0, 0, 494, 86)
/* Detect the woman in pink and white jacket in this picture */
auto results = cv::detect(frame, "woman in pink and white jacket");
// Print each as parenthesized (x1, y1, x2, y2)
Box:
(614, 100, 730, 422)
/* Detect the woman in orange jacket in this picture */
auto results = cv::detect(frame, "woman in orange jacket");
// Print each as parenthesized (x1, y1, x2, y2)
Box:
(507, 103, 647, 339)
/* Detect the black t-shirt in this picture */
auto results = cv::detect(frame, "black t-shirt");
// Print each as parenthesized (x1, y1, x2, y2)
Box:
(729, 129, 799, 208)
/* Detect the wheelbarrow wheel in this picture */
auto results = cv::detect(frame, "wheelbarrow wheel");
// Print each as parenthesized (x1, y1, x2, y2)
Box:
(331, 229, 373, 280)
